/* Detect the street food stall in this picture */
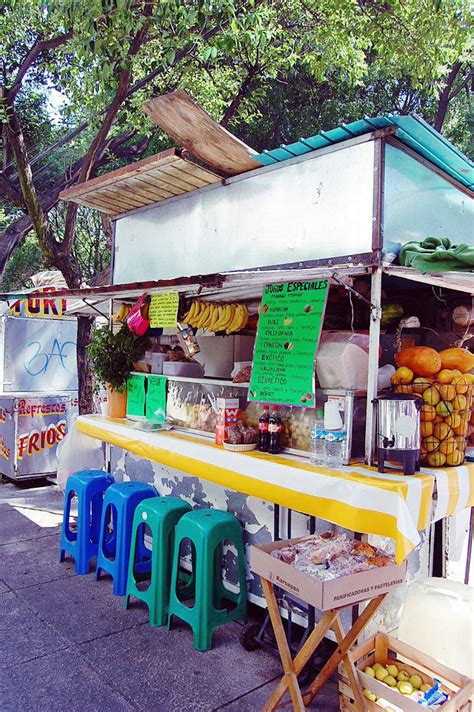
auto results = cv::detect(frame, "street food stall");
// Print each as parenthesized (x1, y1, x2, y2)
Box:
(24, 101, 474, 705)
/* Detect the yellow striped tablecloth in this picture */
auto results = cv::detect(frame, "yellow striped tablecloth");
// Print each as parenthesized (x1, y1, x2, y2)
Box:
(77, 415, 474, 565)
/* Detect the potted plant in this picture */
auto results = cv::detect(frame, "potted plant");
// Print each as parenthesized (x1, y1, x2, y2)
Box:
(88, 325, 149, 418)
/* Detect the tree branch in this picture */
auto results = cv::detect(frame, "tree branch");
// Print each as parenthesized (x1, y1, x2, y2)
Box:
(0, 130, 150, 274)
(7, 32, 73, 101)
(0, 171, 24, 208)
(434, 62, 462, 132)
(448, 67, 473, 101)
(2, 0, 262, 176)
(62, 2, 155, 252)
(3, 104, 60, 271)
(220, 68, 258, 128)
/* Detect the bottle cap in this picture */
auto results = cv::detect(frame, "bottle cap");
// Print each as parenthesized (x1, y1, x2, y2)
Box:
(263, 405, 269, 410)
(316, 409, 324, 417)
(271, 405, 280, 411)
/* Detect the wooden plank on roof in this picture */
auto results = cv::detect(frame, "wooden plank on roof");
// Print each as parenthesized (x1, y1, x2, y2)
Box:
(148, 165, 200, 192)
(59, 147, 221, 216)
(74, 196, 119, 215)
(137, 171, 185, 196)
(123, 176, 171, 202)
(142, 90, 261, 176)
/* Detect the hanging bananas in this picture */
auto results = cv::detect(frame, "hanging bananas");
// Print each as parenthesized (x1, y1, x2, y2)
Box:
(183, 300, 249, 334)
(111, 303, 131, 323)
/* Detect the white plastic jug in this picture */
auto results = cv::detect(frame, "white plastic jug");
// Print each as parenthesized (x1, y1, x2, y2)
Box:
(396, 577, 474, 679)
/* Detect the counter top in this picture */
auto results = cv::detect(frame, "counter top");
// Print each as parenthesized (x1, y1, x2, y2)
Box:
(77, 415, 474, 564)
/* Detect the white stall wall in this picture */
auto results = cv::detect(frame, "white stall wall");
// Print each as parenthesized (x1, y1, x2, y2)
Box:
(383, 144, 474, 256)
(113, 140, 375, 282)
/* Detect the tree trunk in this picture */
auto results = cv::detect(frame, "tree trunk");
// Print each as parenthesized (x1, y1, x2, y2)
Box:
(77, 315, 94, 414)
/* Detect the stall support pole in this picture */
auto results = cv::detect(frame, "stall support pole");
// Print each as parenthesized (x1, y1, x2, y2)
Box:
(365, 265, 383, 465)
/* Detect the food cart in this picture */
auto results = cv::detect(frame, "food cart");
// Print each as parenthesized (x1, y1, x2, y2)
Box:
(0, 291, 78, 480)
(28, 107, 473, 646)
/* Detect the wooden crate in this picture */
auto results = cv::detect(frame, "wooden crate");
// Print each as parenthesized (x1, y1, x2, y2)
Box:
(339, 633, 473, 712)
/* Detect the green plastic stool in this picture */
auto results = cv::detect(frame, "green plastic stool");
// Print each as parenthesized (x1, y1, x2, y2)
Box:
(167, 509, 248, 651)
(124, 496, 191, 626)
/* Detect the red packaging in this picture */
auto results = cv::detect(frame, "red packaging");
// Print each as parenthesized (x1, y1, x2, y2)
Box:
(215, 398, 240, 445)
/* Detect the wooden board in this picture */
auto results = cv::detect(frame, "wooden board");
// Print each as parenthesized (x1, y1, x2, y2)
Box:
(142, 90, 261, 176)
(59, 148, 222, 216)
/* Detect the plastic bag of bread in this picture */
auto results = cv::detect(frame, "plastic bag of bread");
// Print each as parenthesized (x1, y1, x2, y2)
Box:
(233, 365, 252, 383)
(240, 425, 257, 444)
(226, 424, 243, 444)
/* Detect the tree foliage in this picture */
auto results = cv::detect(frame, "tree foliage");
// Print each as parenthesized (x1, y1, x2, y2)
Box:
(0, 0, 471, 411)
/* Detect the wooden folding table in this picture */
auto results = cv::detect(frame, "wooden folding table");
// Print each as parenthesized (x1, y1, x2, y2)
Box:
(260, 577, 387, 711)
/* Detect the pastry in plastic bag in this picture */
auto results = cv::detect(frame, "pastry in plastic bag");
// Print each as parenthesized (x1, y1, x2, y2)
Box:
(241, 426, 257, 444)
(233, 365, 252, 383)
(226, 424, 243, 444)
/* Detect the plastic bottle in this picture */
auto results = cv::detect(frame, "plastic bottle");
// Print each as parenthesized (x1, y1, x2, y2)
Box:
(268, 406, 282, 454)
(258, 405, 270, 452)
(323, 400, 346, 468)
(310, 409, 326, 465)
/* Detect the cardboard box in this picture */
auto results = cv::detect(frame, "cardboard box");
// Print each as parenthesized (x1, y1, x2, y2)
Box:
(250, 536, 406, 611)
(215, 397, 240, 445)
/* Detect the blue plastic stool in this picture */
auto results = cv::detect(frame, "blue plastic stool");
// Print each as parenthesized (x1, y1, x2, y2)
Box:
(95, 481, 156, 595)
(59, 470, 115, 575)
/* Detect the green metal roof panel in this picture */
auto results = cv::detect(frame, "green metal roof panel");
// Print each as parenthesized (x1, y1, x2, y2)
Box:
(254, 114, 474, 192)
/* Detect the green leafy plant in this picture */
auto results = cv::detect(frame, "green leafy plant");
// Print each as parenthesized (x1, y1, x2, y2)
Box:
(87, 325, 149, 393)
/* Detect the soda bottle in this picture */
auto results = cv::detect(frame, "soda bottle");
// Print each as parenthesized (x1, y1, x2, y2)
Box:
(258, 405, 270, 452)
(268, 406, 282, 454)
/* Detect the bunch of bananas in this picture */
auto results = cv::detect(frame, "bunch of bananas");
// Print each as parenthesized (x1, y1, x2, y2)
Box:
(111, 303, 132, 323)
(184, 300, 248, 334)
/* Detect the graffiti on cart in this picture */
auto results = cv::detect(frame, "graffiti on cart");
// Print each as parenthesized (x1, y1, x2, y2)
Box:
(17, 420, 67, 460)
(24, 339, 76, 377)
(0, 436, 11, 460)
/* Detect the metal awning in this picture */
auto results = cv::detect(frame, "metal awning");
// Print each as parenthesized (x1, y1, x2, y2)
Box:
(2, 262, 471, 319)
(255, 114, 474, 191)
(0, 259, 373, 311)
(59, 148, 222, 216)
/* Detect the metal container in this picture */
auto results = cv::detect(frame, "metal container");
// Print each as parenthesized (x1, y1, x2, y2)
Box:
(375, 393, 422, 475)
(0, 316, 78, 392)
(0, 393, 69, 480)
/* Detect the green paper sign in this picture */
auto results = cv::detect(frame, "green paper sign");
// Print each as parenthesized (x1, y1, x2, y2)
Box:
(149, 291, 179, 328)
(126, 374, 146, 417)
(146, 375, 167, 421)
(248, 280, 329, 407)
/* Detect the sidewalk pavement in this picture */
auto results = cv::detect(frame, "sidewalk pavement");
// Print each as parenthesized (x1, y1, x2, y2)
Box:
(0, 479, 339, 712)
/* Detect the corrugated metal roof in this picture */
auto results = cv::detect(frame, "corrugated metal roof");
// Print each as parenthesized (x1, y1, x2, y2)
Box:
(254, 114, 474, 191)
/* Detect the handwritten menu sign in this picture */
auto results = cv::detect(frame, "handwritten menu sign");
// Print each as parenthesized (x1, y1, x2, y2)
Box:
(146, 375, 167, 421)
(149, 291, 179, 328)
(126, 374, 146, 417)
(248, 280, 329, 407)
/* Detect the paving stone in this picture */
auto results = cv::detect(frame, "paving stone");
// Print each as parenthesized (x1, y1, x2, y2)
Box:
(0, 504, 60, 545)
(0, 532, 75, 590)
(16, 573, 149, 644)
(0, 648, 134, 712)
(215, 676, 340, 711)
(77, 619, 282, 712)
(0, 591, 67, 668)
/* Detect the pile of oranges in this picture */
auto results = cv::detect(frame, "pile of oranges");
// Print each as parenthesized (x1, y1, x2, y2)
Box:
(391, 366, 473, 467)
